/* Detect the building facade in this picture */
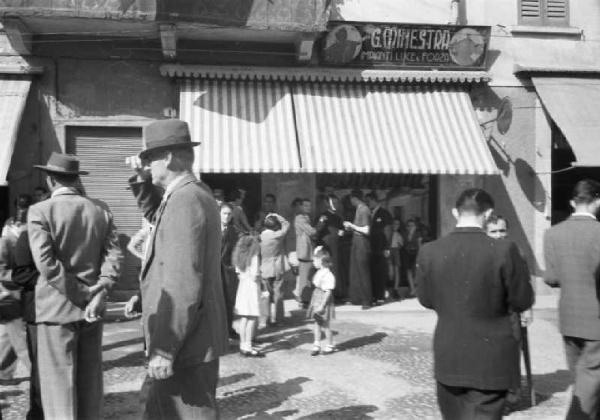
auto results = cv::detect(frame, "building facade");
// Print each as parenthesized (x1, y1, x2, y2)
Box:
(1, 0, 599, 297)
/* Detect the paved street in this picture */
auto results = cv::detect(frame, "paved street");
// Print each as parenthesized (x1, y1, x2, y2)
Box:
(0, 296, 570, 419)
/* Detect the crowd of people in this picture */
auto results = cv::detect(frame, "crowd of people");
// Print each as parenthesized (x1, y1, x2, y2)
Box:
(0, 118, 598, 420)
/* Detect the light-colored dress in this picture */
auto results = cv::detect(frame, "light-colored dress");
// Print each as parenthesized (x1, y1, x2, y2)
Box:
(234, 255, 261, 317)
(307, 267, 336, 323)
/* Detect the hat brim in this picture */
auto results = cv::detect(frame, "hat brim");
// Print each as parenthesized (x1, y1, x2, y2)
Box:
(139, 142, 201, 160)
(33, 165, 89, 175)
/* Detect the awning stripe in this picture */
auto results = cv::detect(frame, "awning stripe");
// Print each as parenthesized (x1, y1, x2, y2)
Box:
(0, 77, 31, 185)
(180, 78, 301, 173)
(292, 83, 497, 174)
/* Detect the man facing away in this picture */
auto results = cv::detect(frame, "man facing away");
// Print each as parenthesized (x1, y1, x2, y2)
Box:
(366, 192, 393, 304)
(128, 119, 228, 419)
(295, 198, 316, 306)
(544, 179, 600, 420)
(27, 152, 122, 420)
(417, 188, 533, 420)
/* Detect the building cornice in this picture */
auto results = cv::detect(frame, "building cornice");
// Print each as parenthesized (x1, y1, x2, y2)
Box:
(160, 64, 491, 84)
(514, 63, 600, 75)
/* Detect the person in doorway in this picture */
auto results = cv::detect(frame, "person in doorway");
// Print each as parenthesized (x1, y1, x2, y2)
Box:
(294, 199, 316, 307)
(260, 213, 290, 326)
(32, 187, 49, 204)
(389, 218, 404, 299)
(315, 194, 344, 295)
(232, 235, 264, 358)
(254, 193, 278, 231)
(344, 190, 371, 309)
(220, 202, 241, 339)
(230, 189, 252, 234)
(403, 219, 422, 297)
(128, 119, 228, 419)
(485, 213, 508, 240)
(417, 188, 533, 420)
(28, 152, 122, 419)
(366, 192, 393, 304)
(1, 194, 32, 239)
(544, 179, 600, 420)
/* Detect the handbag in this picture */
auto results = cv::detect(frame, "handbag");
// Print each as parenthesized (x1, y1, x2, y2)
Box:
(0, 294, 21, 322)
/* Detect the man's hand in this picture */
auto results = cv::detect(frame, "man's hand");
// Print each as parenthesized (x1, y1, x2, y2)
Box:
(147, 353, 174, 380)
(126, 155, 151, 182)
(124, 295, 140, 318)
(84, 289, 107, 323)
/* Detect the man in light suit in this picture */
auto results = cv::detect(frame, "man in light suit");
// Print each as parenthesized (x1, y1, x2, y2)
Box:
(417, 188, 533, 420)
(27, 152, 122, 420)
(128, 119, 228, 419)
(294, 199, 316, 306)
(544, 179, 600, 420)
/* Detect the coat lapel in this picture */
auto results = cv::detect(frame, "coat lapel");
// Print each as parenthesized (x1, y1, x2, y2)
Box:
(141, 174, 198, 280)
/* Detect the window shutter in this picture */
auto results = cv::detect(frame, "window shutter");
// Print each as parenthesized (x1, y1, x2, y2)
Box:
(545, 0, 569, 26)
(519, 0, 543, 25)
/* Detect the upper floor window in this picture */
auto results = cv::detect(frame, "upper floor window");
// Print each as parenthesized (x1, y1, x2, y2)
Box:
(519, 0, 569, 27)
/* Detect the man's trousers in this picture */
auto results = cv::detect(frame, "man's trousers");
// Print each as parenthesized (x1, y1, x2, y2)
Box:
(37, 321, 103, 420)
(564, 336, 600, 420)
(141, 359, 219, 420)
(436, 381, 507, 420)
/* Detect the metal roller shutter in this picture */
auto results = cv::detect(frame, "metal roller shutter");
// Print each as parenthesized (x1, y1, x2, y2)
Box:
(67, 126, 143, 299)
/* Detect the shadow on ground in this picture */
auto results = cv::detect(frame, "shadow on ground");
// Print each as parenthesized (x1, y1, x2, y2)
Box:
(506, 369, 571, 414)
(297, 405, 379, 419)
(104, 351, 145, 370)
(219, 377, 310, 419)
(102, 337, 144, 352)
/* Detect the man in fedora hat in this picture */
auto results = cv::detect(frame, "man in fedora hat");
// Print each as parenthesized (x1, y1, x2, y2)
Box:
(128, 119, 228, 419)
(27, 152, 122, 420)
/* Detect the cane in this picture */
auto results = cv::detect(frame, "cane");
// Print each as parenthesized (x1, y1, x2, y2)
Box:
(520, 318, 536, 406)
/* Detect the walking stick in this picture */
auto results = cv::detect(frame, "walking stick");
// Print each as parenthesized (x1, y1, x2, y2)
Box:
(520, 319, 536, 406)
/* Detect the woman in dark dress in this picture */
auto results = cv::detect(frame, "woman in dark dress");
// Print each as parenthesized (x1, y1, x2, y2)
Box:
(315, 195, 344, 295)
(403, 218, 422, 297)
(343, 190, 372, 309)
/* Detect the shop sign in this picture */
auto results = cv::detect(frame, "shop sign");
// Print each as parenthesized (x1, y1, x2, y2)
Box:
(322, 21, 491, 70)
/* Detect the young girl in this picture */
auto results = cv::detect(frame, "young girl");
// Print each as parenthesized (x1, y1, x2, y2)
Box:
(389, 218, 404, 299)
(232, 235, 264, 357)
(307, 246, 336, 356)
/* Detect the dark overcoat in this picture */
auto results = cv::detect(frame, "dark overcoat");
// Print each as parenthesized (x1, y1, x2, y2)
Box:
(416, 227, 534, 390)
(131, 174, 228, 367)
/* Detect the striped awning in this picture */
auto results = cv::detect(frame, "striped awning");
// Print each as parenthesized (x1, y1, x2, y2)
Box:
(293, 83, 497, 174)
(0, 77, 31, 185)
(179, 78, 300, 173)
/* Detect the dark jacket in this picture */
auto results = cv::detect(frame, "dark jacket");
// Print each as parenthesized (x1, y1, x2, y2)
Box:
(370, 207, 393, 254)
(544, 215, 600, 340)
(11, 231, 38, 323)
(130, 174, 228, 368)
(416, 227, 534, 390)
(221, 224, 240, 269)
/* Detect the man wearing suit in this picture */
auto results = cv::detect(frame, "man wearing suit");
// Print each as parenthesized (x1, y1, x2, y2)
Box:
(417, 188, 533, 420)
(366, 192, 392, 304)
(544, 179, 600, 420)
(260, 213, 290, 325)
(27, 152, 122, 420)
(220, 202, 240, 339)
(128, 119, 228, 419)
(294, 199, 316, 306)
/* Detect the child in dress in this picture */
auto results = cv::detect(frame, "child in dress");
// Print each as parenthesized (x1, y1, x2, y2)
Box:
(307, 246, 336, 356)
(232, 235, 264, 357)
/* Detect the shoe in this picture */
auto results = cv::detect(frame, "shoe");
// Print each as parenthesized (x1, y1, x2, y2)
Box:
(310, 344, 320, 356)
(322, 345, 337, 355)
(240, 349, 265, 358)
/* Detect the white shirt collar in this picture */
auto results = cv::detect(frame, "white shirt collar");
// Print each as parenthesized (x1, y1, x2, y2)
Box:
(572, 212, 597, 219)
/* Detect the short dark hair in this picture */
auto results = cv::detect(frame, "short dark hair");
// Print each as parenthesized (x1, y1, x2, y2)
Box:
(455, 188, 494, 215)
(263, 215, 282, 231)
(365, 192, 378, 202)
(572, 179, 600, 205)
(34, 186, 48, 194)
(486, 213, 508, 229)
(291, 197, 302, 208)
(50, 172, 79, 186)
(228, 189, 242, 202)
(15, 194, 33, 209)
(350, 189, 363, 200)
(264, 193, 276, 202)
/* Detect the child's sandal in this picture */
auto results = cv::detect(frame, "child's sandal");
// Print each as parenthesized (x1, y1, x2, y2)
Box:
(310, 345, 320, 356)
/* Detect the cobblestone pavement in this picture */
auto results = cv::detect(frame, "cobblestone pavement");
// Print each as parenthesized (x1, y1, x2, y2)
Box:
(0, 297, 570, 419)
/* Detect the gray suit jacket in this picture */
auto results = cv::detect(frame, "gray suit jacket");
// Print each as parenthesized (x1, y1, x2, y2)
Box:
(544, 215, 600, 340)
(28, 188, 122, 324)
(260, 218, 290, 278)
(130, 174, 228, 367)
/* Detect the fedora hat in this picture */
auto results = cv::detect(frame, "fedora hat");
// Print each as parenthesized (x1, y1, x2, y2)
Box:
(140, 119, 200, 160)
(34, 152, 89, 175)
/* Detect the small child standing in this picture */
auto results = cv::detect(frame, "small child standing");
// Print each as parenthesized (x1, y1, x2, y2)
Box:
(307, 246, 336, 356)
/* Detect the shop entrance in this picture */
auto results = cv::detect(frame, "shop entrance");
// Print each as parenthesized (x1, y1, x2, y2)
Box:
(201, 173, 262, 225)
(551, 122, 600, 224)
